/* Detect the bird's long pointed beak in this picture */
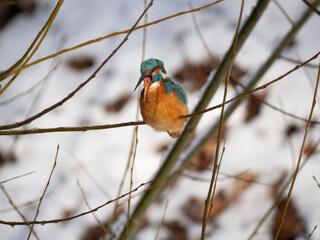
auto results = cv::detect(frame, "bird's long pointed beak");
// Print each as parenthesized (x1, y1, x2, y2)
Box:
(142, 77, 151, 109)
(134, 75, 145, 91)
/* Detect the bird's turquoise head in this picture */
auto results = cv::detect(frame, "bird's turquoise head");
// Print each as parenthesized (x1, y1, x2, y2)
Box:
(140, 58, 166, 76)
(134, 58, 167, 92)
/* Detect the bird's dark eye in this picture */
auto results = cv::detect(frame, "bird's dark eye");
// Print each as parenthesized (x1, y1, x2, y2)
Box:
(145, 75, 152, 84)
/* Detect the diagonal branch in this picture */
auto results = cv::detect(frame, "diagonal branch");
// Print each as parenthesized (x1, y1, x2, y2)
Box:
(301, 0, 320, 15)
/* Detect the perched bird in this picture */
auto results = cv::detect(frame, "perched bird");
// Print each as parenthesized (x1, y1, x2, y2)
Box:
(134, 58, 189, 138)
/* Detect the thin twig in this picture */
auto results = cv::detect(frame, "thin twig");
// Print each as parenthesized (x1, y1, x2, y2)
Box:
(273, 62, 320, 239)
(306, 225, 317, 240)
(73, 158, 111, 198)
(0, 171, 36, 184)
(27, 145, 59, 240)
(280, 55, 318, 68)
(0, 62, 60, 106)
(277, 98, 297, 174)
(312, 176, 320, 188)
(294, 50, 320, 111)
(141, 0, 148, 62)
(77, 179, 108, 234)
(126, 127, 139, 239)
(154, 200, 169, 240)
(0, 184, 40, 240)
(209, 144, 225, 216)
(0, 193, 52, 214)
(272, 0, 294, 24)
(190, 3, 217, 64)
(301, 0, 320, 15)
(183, 170, 275, 187)
(0, 0, 153, 131)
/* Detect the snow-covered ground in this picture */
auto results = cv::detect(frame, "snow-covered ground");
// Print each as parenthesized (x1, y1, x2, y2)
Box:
(0, 0, 319, 239)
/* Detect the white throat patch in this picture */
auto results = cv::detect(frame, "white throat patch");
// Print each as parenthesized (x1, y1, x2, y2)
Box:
(149, 81, 160, 90)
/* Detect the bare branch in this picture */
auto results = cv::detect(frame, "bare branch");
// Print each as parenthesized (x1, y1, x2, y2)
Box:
(0, 180, 153, 226)
(313, 176, 320, 188)
(280, 55, 319, 68)
(301, 0, 320, 15)
(154, 200, 169, 240)
(27, 145, 59, 240)
(0, 171, 36, 184)
(0, 121, 145, 135)
(306, 225, 318, 240)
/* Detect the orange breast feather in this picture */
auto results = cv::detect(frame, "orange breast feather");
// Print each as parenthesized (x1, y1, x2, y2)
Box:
(140, 81, 188, 136)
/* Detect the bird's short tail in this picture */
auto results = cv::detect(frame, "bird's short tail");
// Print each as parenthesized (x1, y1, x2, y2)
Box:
(167, 131, 180, 138)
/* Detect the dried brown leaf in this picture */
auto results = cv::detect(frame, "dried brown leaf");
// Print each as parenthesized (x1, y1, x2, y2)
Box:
(244, 93, 267, 122)
(81, 207, 125, 240)
(155, 142, 170, 154)
(183, 191, 227, 223)
(303, 141, 316, 157)
(164, 220, 187, 240)
(272, 199, 304, 240)
(190, 128, 227, 171)
(229, 172, 257, 203)
(190, 139, 216, 171)
(0, 151, 16, 167)
(285, 124, 299, 137)
(67, 55, 95, 71)
(104, 93, 132, 113)
(0, 0, 36, 30)
(173, 61, 216, 91)
(267, 171, 288, 199)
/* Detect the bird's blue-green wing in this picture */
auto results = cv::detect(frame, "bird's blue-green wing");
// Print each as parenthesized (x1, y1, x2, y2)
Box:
(173, 82, 188, 105)
(162, 77, 188, 105)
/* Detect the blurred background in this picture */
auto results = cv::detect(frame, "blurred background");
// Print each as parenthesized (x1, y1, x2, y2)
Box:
(0, 0, 319, 239)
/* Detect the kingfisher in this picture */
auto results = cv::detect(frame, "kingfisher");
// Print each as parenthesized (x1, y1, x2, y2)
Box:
(134, 58, 189, 138)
